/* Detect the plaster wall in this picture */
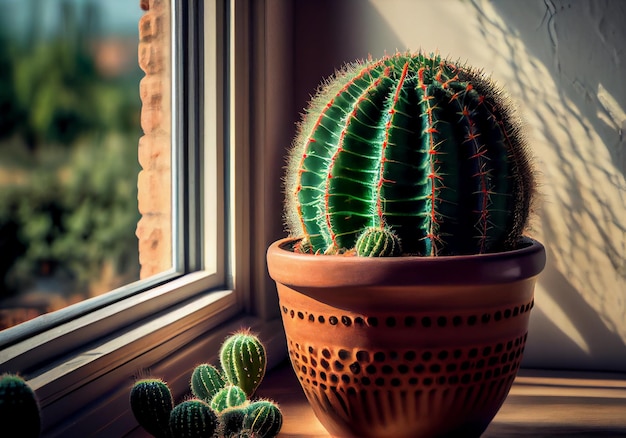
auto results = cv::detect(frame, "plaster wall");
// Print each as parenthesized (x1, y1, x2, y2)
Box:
(293, 0, 626, 371)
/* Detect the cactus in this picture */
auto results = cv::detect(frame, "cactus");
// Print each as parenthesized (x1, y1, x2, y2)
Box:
(210, 385, 248, 412)
(218, 406, 247, 437)
(0, 374, 41, 438)
(130, 378, 174, 438)
(169, 399, 218, 438)
(190, 364, 226, 403)
(242, 400, 283, 438)
(354, 225, 402, 257)
(129, 329, 278, 438)
(285, 52, 534, 256)
(219, 330, 267, 397)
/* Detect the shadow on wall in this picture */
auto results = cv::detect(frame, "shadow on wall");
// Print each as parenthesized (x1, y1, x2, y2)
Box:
(527, 257, 626, 370)
(489, 0, 626, 176)
(479, 0, 626, 371)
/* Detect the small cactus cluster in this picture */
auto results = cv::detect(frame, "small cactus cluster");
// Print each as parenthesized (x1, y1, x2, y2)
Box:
(285, 51, 535, 257)
(130, 330, 282, 438)
(0, 373, 42, 438)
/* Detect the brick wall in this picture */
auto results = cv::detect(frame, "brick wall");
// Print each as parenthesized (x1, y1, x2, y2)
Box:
(136, 0, 171, 279)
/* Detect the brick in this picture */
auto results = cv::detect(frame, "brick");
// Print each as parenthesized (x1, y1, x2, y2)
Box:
(138, 134, 171, 170)
(140, 104, 164, 134)
(139, 75, 163, 107)
(138, 14, 154, 41)
(136, 215, 172, 277)
(138, 42, 164, 75)
(137, 0, 172, 280)
(137, 169, 172, 215)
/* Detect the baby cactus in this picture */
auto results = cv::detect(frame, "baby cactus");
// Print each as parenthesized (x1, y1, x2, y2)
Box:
(285, 52, 534, 256)
(218, 406, 247, 437)
(242, 400, 283, 438)
(129, 329, 278, 438)
(210, 384, 248, 412)
(129, 379, 174, 438)
(190, 364, 226, 403)
(0, 374, 41, 438)
(169, 399, 218, 438)
(219, 330, 267, 397)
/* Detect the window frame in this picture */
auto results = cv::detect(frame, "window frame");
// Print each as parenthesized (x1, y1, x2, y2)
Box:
(0, 0, 292, 435)
(0, 0, 234, 371)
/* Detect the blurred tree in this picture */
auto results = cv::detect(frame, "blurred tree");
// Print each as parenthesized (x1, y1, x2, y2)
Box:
(0, 0, 142, 306)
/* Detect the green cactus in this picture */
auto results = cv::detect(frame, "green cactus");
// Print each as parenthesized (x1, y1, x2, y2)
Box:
(129, 378, 174, 438)
(218, 406, 247, 437)
(285, 52, 535, 256)
(354, 225, 402, 257)
(0, 374, 41, 438)
(169, 399, 218, 438)
(210, 385, 248, 412)
(242, 400, 283, 438)
(219, 330, 267, 397)
(190, 364, 226, 403)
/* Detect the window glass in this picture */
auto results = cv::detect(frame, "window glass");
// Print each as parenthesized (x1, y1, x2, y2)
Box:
(0, 0, 170, 330)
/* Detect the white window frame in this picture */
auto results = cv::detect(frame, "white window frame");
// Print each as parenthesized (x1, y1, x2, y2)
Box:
(0, 0, 292, 435)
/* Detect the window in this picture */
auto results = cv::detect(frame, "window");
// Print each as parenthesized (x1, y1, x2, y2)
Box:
(0, 0, 290, 435)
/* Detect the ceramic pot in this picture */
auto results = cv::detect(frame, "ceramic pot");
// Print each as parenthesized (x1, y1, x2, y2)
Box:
(267, 237, 546, 438)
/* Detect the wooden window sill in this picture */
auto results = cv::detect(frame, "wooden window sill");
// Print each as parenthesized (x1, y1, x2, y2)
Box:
(257, 361, 626, 437)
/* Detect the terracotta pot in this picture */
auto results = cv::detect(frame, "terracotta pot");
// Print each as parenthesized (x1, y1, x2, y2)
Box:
(267, 237, 546, 438)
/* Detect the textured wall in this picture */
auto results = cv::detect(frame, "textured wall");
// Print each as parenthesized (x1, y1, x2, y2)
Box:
(293, 0, 626, 371)
(136, 0, 172, 279)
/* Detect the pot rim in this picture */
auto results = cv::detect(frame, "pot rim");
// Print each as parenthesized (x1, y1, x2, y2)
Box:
(267, 236, 546, 288)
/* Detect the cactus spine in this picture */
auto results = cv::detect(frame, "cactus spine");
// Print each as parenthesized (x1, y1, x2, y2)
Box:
(190, 364, 226, 403)
(285, 52, 534, 256)
(219, 330, 267, 397)
(169, 399, 218, 438)
(130, 379, 174, 438)
(0, 374, 41, 438)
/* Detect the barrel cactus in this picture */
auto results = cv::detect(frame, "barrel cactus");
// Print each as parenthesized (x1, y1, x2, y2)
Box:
(210, 385, 248, 412)
(129, 378, 174, 438)
(190, 364, 226, 403)
(219, 330, 267, 397)
(242, 400, 283, 438)
(169, 399, 218, 438)
(0, 374, 41, 438)
(285, 52, 535, 256)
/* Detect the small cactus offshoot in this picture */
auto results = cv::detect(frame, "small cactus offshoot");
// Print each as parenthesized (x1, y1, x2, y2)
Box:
(243, 400, 283, 438)
(169, 399, 218, 438)
(0, 374, 41, 438)
(190, 364, 226, 403)
(218, 406, 247, 437)
(210, 385, 248, 412)
(129, 379, 174, 438)
(354, 226, 402, 257)
(219, 330, 267, 397)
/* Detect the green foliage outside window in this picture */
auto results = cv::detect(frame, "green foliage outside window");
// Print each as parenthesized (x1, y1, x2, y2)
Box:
(0, 0, 143, 327)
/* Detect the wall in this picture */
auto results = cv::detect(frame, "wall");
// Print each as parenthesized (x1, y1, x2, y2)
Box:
(136, 0, 172, 279)
(292, 0, 626, 372)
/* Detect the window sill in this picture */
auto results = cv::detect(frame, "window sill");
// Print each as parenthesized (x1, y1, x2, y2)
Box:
(254, 363, 626, 437)
(0, 270, 287, 437)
